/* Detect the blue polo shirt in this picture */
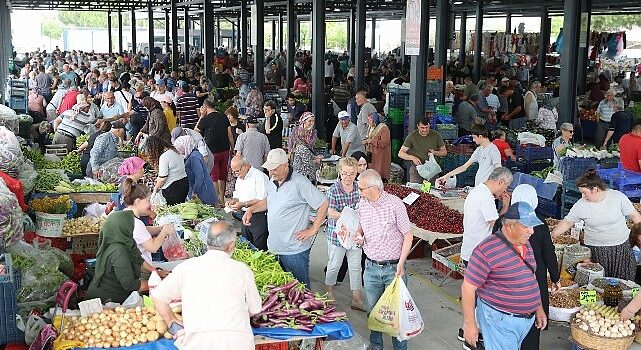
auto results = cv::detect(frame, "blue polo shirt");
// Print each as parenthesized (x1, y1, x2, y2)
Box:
(266, 168, 326, 255)
(101, 102, 124, 120)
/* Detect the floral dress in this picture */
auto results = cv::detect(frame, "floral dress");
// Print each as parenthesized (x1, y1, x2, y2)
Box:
(290, 127, 318, 181)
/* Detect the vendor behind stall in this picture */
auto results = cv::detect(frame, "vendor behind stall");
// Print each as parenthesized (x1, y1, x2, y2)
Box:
(619, 120, 641, 172)
(151, 222, 262, 350)
(86, 209, 149, 304)
(397, 116, 447, 183)
(551, 170, 641, 280)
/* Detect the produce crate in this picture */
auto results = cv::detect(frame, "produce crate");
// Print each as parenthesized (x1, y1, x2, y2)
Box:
(436, 124, 458, 140)
(516, 145, 553, 161)
(7, 98, 27, 113)
(436, 104, 451, 115)
(45, 144, 68, 157)
(431, 243, 463, 280)
(559, 157, 598, 181)
(509, 172, 559, 200)
(457, 163, 479, 187)
(596, 164, 641, 189)
(388, 87, 410, 109)
(391, 139, 403, 165)
(71, 235, 99, 255)
(388, 108, 406, 125)
(0, 254, 24, 346)
(446, 143, 476, 155)
(537, 197, 562, 219)
(598, 157, 620, 169)
(408, 237, 426, 260)
(255, 343, 288, 350)
(442, 154, 471, 173)
(505, 160, 552, 174)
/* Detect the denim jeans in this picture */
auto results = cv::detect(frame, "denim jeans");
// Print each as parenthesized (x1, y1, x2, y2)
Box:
(278, 248, 311, 287)
(476, 298, 534, 350)
(363, 259, 408, 350)
(509, 117, 526, 130)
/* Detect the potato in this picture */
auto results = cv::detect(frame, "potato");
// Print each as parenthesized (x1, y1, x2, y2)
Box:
(156, 320, 168, 334)
(146, 321, 156, 332)
(146, 331, 160, 342)
(164, 332, 172, 339)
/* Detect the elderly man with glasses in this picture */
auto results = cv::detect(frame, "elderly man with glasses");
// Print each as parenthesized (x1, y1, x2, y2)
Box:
(354, 169, 413, 350)
(227, 155, 270, 250)
(552, 122, 574, 168)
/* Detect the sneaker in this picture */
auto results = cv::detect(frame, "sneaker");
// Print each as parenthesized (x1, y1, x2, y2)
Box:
(463, 341, 485, 350)
(458, 328, 484, 342)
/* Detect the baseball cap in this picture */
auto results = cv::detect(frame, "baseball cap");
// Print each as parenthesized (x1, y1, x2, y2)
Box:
(262, 148, 289, 171)
(338, 111, 350, 120)
(246, 115, 259, 124)
(503, 202, 543, 228)
(111, 121, 126, 129)
(155, 79, 165, 86)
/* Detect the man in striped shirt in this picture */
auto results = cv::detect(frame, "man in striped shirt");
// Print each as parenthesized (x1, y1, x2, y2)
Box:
(461, 202, 547, 350)
(175, 82, 199, 129)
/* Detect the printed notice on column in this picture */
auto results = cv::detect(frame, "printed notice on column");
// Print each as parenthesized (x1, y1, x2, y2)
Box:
(404, 0, 421, 56)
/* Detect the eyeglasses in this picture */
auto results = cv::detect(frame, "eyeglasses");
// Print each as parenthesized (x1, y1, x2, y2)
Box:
(232, 164, 247, 175)
(358, 185, 374, 191)
(564, 129, 574, 133)
(341, 172, 356, 178)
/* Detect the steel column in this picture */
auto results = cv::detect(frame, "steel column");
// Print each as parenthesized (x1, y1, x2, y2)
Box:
(200, 13, 205, 51)
(240, 0, 248, 66)
(537, 9, 550, 83)
(118, 11, 123, 53)
(148, 2, 154, 55)
(408, 0, 430, 132)
(278, 13, 284, 53)
(254, 0, 265, 88)
(216, 17, 221, 47)
(349, 9, 356, 65)
(506, 12, 512, 35)
(184, 8, 190, 64)
(371, 17, 376, 52)
(271, 20, 276, 51)
(203, 0, 214, 80)
(108, 12, 113, 54)
(435, 0, 449, 68)
(0, 0, 10, 104)
(237, 16, 241, 53)
(473, 1, 483, 82)
(131, 8, 137, 53)
(355, 0, 366, 88)
(311, 0, 326, 138)
(231, 16, 236, 49)
(165, 10, 170, 53)
(171, 0, 179, 71)
(577, 0, 592, 95)
(559, 0, 581, 125)
(286, 0, 296, 88)
(458, 12, 467, 67)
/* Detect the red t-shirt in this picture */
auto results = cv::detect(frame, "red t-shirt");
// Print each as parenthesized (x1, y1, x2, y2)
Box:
(57, 90, 81, 114)
(492, 139, 512, 161)
(619, 133, 641, 172)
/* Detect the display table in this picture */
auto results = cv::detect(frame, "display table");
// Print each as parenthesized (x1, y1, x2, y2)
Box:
(67, 192, 115, 204)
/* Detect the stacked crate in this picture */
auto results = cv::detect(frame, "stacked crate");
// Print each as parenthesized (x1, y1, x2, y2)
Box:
(388, 86, 410, 165)
(597, 164, 641, 199)
(6, 79, 28, 113)
(561, 180, 581, 217)
(515, 144, 554, 174)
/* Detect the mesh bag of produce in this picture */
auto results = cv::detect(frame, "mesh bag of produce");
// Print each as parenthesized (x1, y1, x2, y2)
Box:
(97, 157, 125, 184)
(0, 178, 25, 246)
(0, 144, 24, 178)
(0, 105, 19, 133)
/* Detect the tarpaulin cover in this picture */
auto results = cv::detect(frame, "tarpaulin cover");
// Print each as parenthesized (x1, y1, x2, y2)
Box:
(79, 322, 353, 349)
(253, 321, 354, 341)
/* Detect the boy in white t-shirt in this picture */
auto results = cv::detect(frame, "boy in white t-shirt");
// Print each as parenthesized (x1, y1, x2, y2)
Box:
(437, 124, 502, 187)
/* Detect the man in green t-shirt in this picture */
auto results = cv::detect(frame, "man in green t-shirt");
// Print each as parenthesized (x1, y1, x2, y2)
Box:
(398, 116, 447, 183)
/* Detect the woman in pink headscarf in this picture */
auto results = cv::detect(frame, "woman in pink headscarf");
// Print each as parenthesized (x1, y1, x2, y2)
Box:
(289, 112, 322, 180)
(115, 157, 147, 210)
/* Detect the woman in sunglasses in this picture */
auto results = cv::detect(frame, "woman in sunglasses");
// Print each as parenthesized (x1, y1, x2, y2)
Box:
(552, 122, 574, 168)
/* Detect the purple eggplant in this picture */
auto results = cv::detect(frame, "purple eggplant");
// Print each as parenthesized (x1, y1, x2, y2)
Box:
(259, 293, 279, 313)
(270, 280, 299, 293)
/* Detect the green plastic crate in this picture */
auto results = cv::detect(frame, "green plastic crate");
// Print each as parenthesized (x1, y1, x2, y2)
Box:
(388, 108, 406, 125)
(392, 139, 403, 164)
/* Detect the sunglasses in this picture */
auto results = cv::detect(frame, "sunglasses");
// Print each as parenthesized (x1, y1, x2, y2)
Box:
(564, 130, 574, 133)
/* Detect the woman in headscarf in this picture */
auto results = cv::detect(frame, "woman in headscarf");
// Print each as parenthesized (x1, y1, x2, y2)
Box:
(171, 126, 214, 173)
(174, 135, 218, 206)
(116, 156, 147, 210)
(364, 112, 391, 181)
(492, 184, 560, 350)
(86, 180, 151, 303)
(245, 83, 264, 117)
(290, 112, 322, 180)
(135, 96, 171, 145)
(146, 135, 189, 205)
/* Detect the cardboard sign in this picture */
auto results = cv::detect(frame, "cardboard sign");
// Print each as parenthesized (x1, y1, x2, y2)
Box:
(79, 298, 103, 317)
(579, 290, 597, 305)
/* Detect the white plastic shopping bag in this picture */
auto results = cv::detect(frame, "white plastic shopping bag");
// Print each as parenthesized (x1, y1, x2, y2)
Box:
(333, 207, 359, 250)
(397, 278, 424, 341)
(416, 153, 442, 180)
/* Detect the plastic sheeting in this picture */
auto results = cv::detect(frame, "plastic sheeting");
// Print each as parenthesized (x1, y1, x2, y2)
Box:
(253, 321, 354, 341)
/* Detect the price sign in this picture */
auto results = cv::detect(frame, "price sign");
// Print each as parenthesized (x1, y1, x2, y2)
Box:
(579, 290, 597, 305)
(632, 287, 639, 298)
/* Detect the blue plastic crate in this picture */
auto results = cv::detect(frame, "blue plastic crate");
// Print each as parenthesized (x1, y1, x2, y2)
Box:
(509, 172, 559, 200)
(598, 157, 620, 169)
(442, 154, 471, 173)
(516, 145, 553, 161)
(457, 163, 479, 187)
(559, 157, 598, 181)
(436, 124, 458, 140)
(537, 197, 561, 219)
(596, 163, 641, 189)
(0, 254, 24, 345)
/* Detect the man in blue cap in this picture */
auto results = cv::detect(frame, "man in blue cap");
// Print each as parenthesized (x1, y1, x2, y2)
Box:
(461, 202, 547, 350)
(151, 78, 174, 103)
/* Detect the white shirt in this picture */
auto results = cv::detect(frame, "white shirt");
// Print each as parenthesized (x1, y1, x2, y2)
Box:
(131, 215, 153, 263)
(151, 90, 175, 103)
(324, 63, 335, 78)
(158, 149, 188, 189)
(233, 167, 269, 210)
(114, 89, 132, 112)
(151, 250, 262, 350)
(461, 183, 499, 261)
(470, 143, 502, 186)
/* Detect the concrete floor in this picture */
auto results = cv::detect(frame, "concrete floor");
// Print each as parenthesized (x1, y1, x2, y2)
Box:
(306, 232, 575, 350)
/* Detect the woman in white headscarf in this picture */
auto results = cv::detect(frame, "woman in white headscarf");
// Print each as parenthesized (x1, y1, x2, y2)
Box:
(494, 184, 561, 350)
(173, 135, 218, 206)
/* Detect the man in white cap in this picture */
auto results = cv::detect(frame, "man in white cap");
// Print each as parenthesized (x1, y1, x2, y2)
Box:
(242, 148, 328, 287)
(330, 111, 365, 157)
